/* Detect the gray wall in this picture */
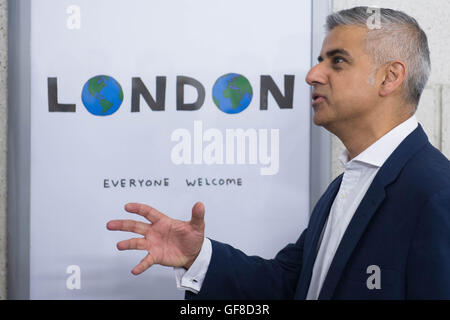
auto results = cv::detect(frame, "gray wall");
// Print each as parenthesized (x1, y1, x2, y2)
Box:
(0, 0, 449, 299)
(0, 0, 6, 301)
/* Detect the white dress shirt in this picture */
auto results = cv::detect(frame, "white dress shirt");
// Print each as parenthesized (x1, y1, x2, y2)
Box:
(176, 115, 419, 298)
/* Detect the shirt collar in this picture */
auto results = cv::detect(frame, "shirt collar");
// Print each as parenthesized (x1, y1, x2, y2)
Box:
(339, 115, 419, 169)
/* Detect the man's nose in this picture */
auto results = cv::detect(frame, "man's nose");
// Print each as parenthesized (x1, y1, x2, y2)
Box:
(305, 63, 327, 86)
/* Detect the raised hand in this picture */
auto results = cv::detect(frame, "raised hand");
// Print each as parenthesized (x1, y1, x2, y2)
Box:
(106, 202, 205, 275)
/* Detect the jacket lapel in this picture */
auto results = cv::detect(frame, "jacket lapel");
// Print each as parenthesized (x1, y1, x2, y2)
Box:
(294, 174, 342, 299)
(317, 178, 386, 299)
(318, 124, 429, 299)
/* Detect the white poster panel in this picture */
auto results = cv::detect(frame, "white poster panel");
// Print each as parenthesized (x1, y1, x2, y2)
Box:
(29, 0, 311, 299)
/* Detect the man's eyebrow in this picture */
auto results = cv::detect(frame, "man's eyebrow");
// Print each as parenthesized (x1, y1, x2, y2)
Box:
(317, 48, 352, 62)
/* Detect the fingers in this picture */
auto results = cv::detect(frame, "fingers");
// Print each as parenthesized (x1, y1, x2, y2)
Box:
(116, 237, 148, 251)
(116, 237, 154, 275)
(124, 203, 165, 223)
(131, 254, 155, 275)
(106, 219, 149, 235)
(190, 201, 205, 228)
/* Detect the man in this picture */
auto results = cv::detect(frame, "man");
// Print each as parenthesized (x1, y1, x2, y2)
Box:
(106, 7, 450, 299)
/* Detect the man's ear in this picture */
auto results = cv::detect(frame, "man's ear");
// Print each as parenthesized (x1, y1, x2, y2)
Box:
(379, 60, 407, 97)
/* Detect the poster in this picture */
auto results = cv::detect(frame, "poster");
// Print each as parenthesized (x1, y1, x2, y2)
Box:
(29, 0, 312, 299)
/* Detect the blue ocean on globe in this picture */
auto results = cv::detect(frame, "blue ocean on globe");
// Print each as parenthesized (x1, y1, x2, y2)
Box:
(81, 75, 124, 116)
(212, 73, 253, 114)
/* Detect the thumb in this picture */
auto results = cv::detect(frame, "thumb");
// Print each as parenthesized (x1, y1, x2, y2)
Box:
(190, 201, 205, 228)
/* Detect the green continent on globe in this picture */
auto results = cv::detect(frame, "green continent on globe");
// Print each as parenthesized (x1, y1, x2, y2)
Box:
(100, 99, 114, 114)
(118, 88, 124, 102)
(223, 76, 253, 109)
(88, 76, 108, 96)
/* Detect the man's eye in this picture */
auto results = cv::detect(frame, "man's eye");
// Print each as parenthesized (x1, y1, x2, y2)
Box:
(333, 56, 345, 64)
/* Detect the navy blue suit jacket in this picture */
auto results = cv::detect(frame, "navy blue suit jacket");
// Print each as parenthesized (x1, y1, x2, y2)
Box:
(186, 125, 450, 299)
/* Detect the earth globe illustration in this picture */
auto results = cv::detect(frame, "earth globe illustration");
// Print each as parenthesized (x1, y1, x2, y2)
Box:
(212, 73, 253, 114)
(81, 75, 124, 116)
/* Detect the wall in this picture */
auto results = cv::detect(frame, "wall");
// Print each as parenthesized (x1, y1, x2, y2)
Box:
(0, 0, 449, 299)
(0, 0, 7, 301)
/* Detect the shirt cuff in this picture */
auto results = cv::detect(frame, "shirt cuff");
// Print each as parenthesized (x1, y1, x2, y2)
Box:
(174, 238, 212, 294)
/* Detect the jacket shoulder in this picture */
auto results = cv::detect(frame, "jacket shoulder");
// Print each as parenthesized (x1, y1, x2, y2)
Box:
(398, 142, 450, 196)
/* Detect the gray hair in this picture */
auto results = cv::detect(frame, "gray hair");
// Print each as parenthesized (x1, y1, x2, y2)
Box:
(326, 6, 431, 107)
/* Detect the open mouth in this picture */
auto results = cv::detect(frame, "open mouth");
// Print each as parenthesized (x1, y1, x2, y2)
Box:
(312, 93, 326, 104)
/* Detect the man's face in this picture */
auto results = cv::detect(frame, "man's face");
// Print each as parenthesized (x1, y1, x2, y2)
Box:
(306, 25, 381, 132)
